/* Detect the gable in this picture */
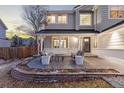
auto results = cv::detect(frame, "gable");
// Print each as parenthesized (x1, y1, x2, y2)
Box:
(74, 5, 94, 11)
(0, 19, 7, 30)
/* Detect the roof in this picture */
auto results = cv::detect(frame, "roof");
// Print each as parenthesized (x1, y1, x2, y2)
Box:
(0, 19, 7, 30)
(37, 29, 100, 34)
(48, 10, 73, 14)
(102, 20, 124, 32)
(73, 5, 81, 9)
(73, 5, 94, 11)
(49, 5, 75, 10)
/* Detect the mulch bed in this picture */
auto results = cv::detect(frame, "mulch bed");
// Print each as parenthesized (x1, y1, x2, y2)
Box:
(0, 73, 112, 88)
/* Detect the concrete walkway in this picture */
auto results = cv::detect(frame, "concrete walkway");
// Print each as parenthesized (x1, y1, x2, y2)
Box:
(0, 59, 21, 77)
(103, 76, 124, 88)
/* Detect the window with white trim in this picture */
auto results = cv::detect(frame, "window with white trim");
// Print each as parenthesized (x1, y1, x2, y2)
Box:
(80, 14, 92, 25)
(58, 15, 67, 24)
(47, 15, 56, 24)
(109, 5, 124, 19)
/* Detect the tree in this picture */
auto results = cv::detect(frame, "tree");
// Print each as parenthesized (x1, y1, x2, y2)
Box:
(15, 25, 34, 36)
(22, 5, 48, 40)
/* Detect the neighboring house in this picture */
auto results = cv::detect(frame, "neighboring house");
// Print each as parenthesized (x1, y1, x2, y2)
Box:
(0, 19, 11, 47)
(36, 5, 124, 61)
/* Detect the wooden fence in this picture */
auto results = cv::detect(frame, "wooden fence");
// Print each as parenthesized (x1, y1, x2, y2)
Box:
(0, 45, 38, 60)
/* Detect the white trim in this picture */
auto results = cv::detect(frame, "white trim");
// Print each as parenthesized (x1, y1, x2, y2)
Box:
(47, 15, 56, 24)
(79, 13, 92, 26)
(57, 14, 68, 24)
(37, 33, 98, 36)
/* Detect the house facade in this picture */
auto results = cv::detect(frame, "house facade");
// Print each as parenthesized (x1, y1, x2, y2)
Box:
(0, 19, 10, 47)
(36, 5, 124, 59)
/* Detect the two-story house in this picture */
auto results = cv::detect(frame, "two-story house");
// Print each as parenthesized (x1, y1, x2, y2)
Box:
(0, 19, 10, 47)
(36, 5, 124, 60)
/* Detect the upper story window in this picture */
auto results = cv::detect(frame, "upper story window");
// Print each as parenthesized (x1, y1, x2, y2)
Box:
(109, 5, 124, 19)
(80, 14, 92, 26)
(58, 15, 67, 24)
(47, 15, 56, 24)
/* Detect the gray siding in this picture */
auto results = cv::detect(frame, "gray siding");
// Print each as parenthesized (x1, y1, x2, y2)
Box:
(45, 13, 74, 29)
(44, 36, 51, 48)
(0, 24, 6, 39)
(75, 10, 94, 30)
(96, 5, 123, 31)
(44, 5, 123, 32)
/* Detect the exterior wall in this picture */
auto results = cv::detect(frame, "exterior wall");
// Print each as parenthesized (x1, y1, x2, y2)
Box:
(45, 13, 75, 29)
(92, 24, 124, 61)
(96, 5, 123, 31)
(97, 24, 124, 49)
(75, 10, 94, 30)
(43, 34, 97, 53)
(0, 24, 6, 39)
(0, 39, 11, 47)
(0, 23, 10, 47)
(44, 36, 51, 48)
(44, 5, 123, 32)
(68, 36, 78, 49)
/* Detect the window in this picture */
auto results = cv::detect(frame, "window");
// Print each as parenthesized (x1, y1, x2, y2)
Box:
(58, 15, 67, 24)
(80, 14, 92, 25)
(47, 15, 56, 24)
(52, 37, 68, 48)
(53, 40, 60, 48)
(109, 5, 124, 18)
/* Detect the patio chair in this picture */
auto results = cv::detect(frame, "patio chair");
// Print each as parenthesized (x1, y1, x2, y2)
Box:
(41, 55, 51, 65)
(75, 50, 84, 65)
(40, 51, 51, 65)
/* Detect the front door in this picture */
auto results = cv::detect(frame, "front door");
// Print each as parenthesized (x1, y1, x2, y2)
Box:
(83, 37, 91, 52)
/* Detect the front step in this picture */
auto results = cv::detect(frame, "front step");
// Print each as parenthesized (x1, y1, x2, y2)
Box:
(84, 53, 98, 57)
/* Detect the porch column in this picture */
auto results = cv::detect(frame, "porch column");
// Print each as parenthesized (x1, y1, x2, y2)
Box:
(78, 36, 80, 50)
(37, 36, 40, 55)
(68, 36, 69, 48)
(59, 36, 61, 48)
(40, 36, 44, 52)
(80, 37, 82, 50)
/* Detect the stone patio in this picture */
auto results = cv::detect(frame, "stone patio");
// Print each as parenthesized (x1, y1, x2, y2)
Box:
(84, 57, 124, 74)
(26, 56, 124, 74)
(27, 56, 85, 69)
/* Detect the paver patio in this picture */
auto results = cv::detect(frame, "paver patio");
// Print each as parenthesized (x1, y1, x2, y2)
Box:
(85, 57, 124, 74)
(26, 56, 124, 74)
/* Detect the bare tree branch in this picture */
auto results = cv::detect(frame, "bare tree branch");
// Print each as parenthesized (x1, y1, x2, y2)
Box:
(22, 5, 48, 39)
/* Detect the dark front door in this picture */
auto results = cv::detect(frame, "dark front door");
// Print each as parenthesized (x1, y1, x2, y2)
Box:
(83, 37, 91, 52)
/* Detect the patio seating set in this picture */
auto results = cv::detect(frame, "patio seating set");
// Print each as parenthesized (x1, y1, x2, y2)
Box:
(39, 50, 84, 65)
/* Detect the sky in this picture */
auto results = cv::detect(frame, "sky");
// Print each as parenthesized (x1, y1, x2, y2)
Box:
(0, 5, 75, 32)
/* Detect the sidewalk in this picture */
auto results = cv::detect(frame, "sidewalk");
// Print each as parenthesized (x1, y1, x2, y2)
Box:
(0, 59, 21, 77)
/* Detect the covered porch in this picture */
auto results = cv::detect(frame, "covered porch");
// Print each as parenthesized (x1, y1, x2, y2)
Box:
(37, 33, 98, 55)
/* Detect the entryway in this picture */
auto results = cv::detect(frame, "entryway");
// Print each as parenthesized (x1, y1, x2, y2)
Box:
(83, 37, 91, 52)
